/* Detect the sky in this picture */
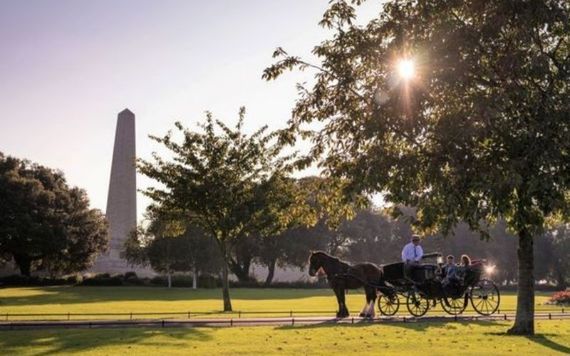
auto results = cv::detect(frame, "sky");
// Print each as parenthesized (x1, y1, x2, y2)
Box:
(0, 0, 381, 220)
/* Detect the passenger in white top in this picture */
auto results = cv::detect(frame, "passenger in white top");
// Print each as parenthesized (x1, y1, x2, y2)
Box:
(401, 235, 424, 263)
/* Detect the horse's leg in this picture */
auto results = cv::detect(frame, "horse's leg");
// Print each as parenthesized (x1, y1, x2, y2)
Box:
(359, 287, 372, 317)
(365, 287, 377, 318)
(340, 288, 349, 317)
(333, 286, 344, 318)
(359, 285, 368, 317)
(337, 282, 349, 318)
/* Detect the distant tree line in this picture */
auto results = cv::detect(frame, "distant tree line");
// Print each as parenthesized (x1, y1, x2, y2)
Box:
(124, 200, 570, 291)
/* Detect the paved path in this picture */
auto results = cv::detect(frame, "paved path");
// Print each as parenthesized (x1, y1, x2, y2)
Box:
(0, 313, 568, 330)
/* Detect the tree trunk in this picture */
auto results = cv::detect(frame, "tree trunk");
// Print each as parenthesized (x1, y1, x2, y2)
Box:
(555, 269, 567, 291)
(229, 258, 252, 282)
(221, 260, 233, 311)
(192, 266, 198, 290)
(508, 229, 534, 335)
(167, 271, 172, 288)
(14, 254, 32, 277)
(264, 258, 277, 287)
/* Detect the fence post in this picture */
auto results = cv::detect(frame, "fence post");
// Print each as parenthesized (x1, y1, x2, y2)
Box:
(130, 312, 133, 320)
(67, 313, 70, 321)
(290, 310, 293, 317)
(503, 314, 507, 320)
(188, 311, 191, 319)
(549, 313, 552, 320)
(239, 311, 241, 319)
(292, 318, 295, 326)
(230, 318, 233, 327)
(161, 320, 165, 327)
(351, 317, 354, 324)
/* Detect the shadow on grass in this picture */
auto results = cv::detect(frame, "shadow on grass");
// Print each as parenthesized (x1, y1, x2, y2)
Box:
(0, 286, 335, 307)
(277, 318, 500, 332)
(525, 334, 570, 354)
(486, 331, 570, 354)
(0, 327, 213, 355)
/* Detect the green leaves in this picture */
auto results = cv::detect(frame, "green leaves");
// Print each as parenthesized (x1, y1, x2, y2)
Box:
(0, 153, 108, 275)
(139, 109, 306, 247)
(265, 0, 570, 238)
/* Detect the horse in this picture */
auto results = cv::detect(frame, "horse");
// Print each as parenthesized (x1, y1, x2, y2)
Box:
(308, 251, 384, 318)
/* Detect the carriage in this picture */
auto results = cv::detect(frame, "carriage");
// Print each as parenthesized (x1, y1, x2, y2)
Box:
(376, 256, 501, 317)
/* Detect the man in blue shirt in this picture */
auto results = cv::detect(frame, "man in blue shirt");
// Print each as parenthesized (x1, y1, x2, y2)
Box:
(401, 235, 424, 281)
(402, 235, 424, 263)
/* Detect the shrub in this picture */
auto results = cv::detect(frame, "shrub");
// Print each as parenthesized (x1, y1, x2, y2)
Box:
(80, 273, 124, 286)
(122, 272, 145, 285)
(65, 274, 83, 284)
(198, 274, 221, 288)
(150, 275, 166, 286)
(149, 274, 199, 287)
(0, 274, 75, 286)
(549, 291, 570, 305)
(124, 271, 138, 280)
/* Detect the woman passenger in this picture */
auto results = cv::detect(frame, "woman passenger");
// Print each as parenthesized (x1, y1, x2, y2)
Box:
(460, 254, 471, 266)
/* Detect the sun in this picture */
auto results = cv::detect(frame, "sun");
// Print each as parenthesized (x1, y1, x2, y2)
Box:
(397, 58, 415, 80)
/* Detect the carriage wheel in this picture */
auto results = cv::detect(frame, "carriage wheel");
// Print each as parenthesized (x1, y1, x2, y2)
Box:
(377, 293, 400, 316)
(406, 290, 430, 317)
(441, 295, 467, 315)
(470, 279, 500, 316)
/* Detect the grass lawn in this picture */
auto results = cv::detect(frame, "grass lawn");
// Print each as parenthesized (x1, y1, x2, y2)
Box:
(0, 320, 569, 355)
(0, 286, 560, 320)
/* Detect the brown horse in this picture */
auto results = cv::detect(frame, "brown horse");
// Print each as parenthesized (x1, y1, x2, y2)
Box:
(308, 251, 383, 318)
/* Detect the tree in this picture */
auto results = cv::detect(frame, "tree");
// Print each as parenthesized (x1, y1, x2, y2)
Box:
(265, 0, 569, 334)
(138, 108, 302, 311)
(123, 205, 223, 288)
(0, 153, 108, 276)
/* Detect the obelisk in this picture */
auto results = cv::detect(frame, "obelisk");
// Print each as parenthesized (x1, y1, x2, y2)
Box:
(92, 109, 137, 273)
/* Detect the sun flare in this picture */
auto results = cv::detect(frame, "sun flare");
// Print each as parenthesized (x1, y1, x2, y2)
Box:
(397, 58, 415, 80)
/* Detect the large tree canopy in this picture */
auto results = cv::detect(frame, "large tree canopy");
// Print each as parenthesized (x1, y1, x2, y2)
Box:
(265, 0, 569, 334)
(0, 153, 108, 276)
(138, 108, 310, 310)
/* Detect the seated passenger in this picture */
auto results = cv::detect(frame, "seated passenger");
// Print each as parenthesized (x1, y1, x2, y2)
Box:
(461, 254, 471, 266)
(456, 254, 472, 280)
(442, 255, 459, 287)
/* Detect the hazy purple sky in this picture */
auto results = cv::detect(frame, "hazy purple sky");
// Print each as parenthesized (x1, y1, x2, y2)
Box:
(0, 1, 380, 219)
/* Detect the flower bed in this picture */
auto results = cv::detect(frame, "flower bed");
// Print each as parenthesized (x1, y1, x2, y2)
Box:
(549, 290, 570, 305)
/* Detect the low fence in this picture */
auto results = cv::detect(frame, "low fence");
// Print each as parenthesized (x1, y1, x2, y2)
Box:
(1, 312, 569, 330)
(1, 306, 567, 321)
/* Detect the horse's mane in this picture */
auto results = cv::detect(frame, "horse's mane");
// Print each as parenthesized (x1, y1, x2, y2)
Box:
(311, 251, 352, 268)
(312, 251, 383, 274)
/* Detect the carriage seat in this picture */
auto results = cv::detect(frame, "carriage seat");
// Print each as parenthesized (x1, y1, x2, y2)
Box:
(382, 262, 438, 284)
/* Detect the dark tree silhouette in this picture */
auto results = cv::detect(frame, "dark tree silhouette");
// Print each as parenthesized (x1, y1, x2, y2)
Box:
(0, 153, 108, 276)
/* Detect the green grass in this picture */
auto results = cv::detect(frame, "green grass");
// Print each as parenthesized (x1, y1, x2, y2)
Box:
(0, 286, 559, 320)
(0, 320, 569, 355)
(1, 287, 568, 355)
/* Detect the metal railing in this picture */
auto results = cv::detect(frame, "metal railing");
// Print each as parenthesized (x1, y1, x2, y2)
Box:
(1, 312, 569, 330)
(1, 306, 566, 321)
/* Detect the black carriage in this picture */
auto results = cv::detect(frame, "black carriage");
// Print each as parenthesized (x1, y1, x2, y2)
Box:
(376, 256, 500, 317)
